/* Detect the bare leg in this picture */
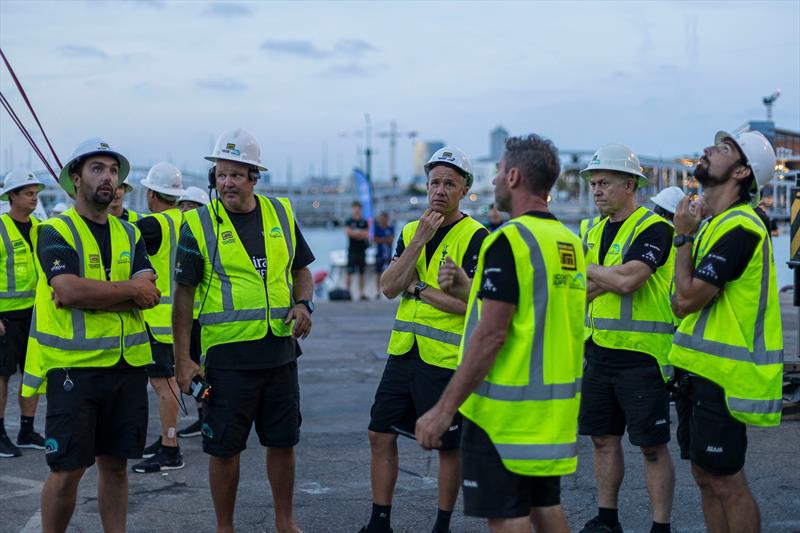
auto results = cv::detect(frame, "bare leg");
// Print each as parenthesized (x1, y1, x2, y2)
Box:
(267, 447, 301, 533)
(96, 455, 129, 532)
(530, 505, 570, 533)
(0, 375, 8, 420)
(489, 516, 532, 533)
(641, 444, 675, 524)
(345, 272, 352, 293)
(438, 448, 460, 512)
(210, 454, 240, 533)
(18, 394, 39, 418)
(150, 377, 179, 447)
(369, 430, 399, 505)
(692, 464, 759, 533)
(591, 435, 624, 509)
(359, 271, 366, 299)
(40, 468, 86, 533)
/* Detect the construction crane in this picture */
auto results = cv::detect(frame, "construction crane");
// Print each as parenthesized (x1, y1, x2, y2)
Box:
(763, 89, 781, 121)
(378, 120, 417, 185)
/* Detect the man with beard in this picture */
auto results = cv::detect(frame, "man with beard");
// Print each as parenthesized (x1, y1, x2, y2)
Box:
(416, 134, 584, 533)
(22, 138, 160, 532)
(580, 143, 676, 533)
(670, 130, 782, 533)
(108, 175, 139, 222)
(362, 147, 488, 533)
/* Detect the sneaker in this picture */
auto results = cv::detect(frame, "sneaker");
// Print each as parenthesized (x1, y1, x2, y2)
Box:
(177, 419, 202, 438)
(131, 447, 184, 473)
(141, 437, 162, 459)
(16, 431, 46, 450)
(579, 517, 623, 533)
(0, 432, 22, 458)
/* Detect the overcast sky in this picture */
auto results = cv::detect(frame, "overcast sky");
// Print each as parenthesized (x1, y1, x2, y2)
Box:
(1, 0, 798, 184)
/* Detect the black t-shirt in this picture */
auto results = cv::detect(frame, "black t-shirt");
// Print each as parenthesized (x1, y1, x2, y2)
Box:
(135, 215, 163, 257)
(393, 215, 488, 359)
(0, 218, 35, 320)
(174, 204, 315, 369)
(589, 212, 673, 368)
(693, 226, 760, 288)
(346, 217, 369, 255)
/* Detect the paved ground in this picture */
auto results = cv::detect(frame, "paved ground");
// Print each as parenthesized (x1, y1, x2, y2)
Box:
(1, 298, 799, 532)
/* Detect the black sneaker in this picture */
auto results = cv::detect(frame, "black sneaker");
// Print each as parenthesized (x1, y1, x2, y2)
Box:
(142, 437, 162, 459)
(131, 447, 184, 473)
(358, 527, 392, 533)
(579, 517, 623, 533)
(16, 431, 46, 450)
(0, 432, 22, 458)
(177, 419, 202, 438)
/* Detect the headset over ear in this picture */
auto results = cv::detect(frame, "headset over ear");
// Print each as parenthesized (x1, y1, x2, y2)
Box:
(207, 165, 216, 190)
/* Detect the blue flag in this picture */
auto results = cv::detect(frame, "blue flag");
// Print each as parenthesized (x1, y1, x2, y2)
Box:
(353, 168, 374, 238)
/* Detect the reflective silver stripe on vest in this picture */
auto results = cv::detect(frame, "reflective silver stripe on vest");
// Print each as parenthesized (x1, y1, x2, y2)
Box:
(199, 208, 235, 311)
(393, 319, 462, 346)
(728, 396, 781, 415)
(0, 217, 33, 299)
(167, 212, 177, 299)
(673, 211, 784, 368)
(149, 326, 172, 336)
(125, 330, 149, 348)
(471, 222, 581, 402)
(494, 441, 578, 461)
(22, 371, 42, 390)
(267, 197, 295, 304)
(199, 308, 266, 326)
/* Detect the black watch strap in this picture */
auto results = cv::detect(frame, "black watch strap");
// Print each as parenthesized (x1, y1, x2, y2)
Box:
(297, 299, 314, 314)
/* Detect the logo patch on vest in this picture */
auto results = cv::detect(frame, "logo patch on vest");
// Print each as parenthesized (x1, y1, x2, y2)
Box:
(439, 244, 449, 266)
(221, 230, 234, 243)
(609, 243, 621, 255)
(89, 254, 101, 268)
(12, 239, 25, 249)
(270, 226, 282, 238)
(557, 242, 577, 270)
(118, 250, 131, 264)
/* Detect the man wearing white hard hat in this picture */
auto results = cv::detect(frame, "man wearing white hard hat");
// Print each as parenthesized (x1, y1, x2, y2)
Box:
(177, 186, 210, 212)
(23, 138, 159, 532)
(173, 128, 314, 533)
(363, 147, 488, 533)
(580, 143, 676, 533)
(49, 201, 71, 218)
(670, 130, 782, 533)
(130, 162, 187, 474)
(108, 175, 139, 223)
(0, 169, 46, 458)
(650, 186, 686, 223)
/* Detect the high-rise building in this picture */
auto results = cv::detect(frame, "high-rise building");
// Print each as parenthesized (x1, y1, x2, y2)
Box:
(490, 126, 509, 161)
(412, 140, 445, 179)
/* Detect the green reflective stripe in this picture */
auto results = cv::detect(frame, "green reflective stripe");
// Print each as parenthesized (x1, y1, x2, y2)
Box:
(149, 326, 172, 335)
(270, 307, 290, 319)
(472, 222, 581, 402)
(591, 317, 674, 334)
(199, 308, 266, 326)
(22, 372, 42, 389)
(393, 319, 462, 346)
(0, 220, 18, 293)
(267, 197, 295, 302)
(125, 331, 149, 347)
(0, 291, 35, 298)
(199, 208, 234, 311)
(494, 441, 577, 461)
(728, 396, 782, 415)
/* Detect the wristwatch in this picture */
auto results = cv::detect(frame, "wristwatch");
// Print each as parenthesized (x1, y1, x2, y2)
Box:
(673, 234, 694, 248)
(296, 299, 315, 314)
(413, 281, 428, 299)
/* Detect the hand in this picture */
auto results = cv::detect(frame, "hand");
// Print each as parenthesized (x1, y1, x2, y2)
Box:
(437, 256, 469, 295)
(406, 271, 420, 294)
(0, 319, 5, 336)
(415, 404, 454, 450)
(130, 272, 161, 309)
(286, 304, 312, 339)
(674, 196, 704, 236)
(414, 209, 445, 244)
(175, 356, 202, 394)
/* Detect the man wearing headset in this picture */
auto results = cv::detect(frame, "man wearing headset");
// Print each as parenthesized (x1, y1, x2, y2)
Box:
(173, 129, 314, 533)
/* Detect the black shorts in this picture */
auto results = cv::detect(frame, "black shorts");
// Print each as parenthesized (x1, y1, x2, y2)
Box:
(461, 419, 561, 518)
(44, 367, 148, 471)
(0, 314, 32, 377)
(369, 354, 461, 450)
(675, 372, 747, 476)
(202, 361, 301, 458)
(578, 357, 671, 447)
(189, 319, 202, 366)
(347, 250, 366, 274)
(146, 328, 174, 378)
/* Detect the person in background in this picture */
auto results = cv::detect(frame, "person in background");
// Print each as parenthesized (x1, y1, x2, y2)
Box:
(49, 201, 71, 218)
(345, 201, 370, 300)
(108, 175, 139, 222)
(372, 212, 395, 298)
(486, 204, 504, 231)
(754, 198, 779, 238)
(650, 186, 686, 224)
(177, 186, 210, 213)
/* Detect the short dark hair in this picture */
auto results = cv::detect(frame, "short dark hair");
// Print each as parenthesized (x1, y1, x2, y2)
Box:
(504, 134, 561, 195)
(352, 200, 362, 208)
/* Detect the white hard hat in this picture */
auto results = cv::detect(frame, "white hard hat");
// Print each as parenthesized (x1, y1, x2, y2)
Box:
(119, 175, 134, 193)
(424, 146, 474, 188)
(50, 201, 71, 216)
(650, 186, 686, 214)
(58, 138, 131, 197)
(205, 128, 268, 171)
(580, 143, 647, 186)
(0, 168, 46, 201)
(141, 162, 185, 197)
(178, 186, 210, 206)
(714, 130, 776, 195)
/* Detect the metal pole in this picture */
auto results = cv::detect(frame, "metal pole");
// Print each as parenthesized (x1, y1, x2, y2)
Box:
(364, 113, 372, 183)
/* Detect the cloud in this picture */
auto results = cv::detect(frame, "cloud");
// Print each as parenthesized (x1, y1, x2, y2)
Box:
(57, 45, 109, 59)
(260, 39, 329, 59)
(204, 2, 252, 17)
(316, 62, 378, 78)
(195, 78, 248, 92)
(125, 0, 166, 8)
(334, 39, 376, 57)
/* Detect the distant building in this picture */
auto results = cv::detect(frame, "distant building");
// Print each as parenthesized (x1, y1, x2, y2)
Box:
(490, 126, 509, 161)
(412, 140, 445, 180)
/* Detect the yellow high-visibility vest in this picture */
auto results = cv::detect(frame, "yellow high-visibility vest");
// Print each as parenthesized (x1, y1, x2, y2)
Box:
(141, 208, 183, 344)
(0, 214, 39, 312)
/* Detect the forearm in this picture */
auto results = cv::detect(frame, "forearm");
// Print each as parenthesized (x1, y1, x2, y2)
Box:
(672, 245, 709, 317)
(292, 267, 313, 301)
(172, 285, 195, 365)
(586, 279, 606, 302)
(437, 329, 505, 415)
(53, 276, 136, 309)
(99, 301, 139, 312)
(419, 286, 467, 315)
(587, 263, 646, 294)
(381, 240, 424, 297)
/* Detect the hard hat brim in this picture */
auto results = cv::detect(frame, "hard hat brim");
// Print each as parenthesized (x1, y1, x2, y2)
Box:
(139, 179, 185, 198)
(204, 155, 268, 172)
(59, 150, 131, 197)
(714, 130, 760, 196)
(0, 182, 45, 201)
(579, 165, 648, 185)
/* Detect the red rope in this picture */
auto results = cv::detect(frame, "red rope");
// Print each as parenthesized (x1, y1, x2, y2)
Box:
(0, 91, 58, 180)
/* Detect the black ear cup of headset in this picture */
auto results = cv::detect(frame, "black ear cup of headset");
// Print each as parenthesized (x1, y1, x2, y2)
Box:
(207, 165, 216, 190)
